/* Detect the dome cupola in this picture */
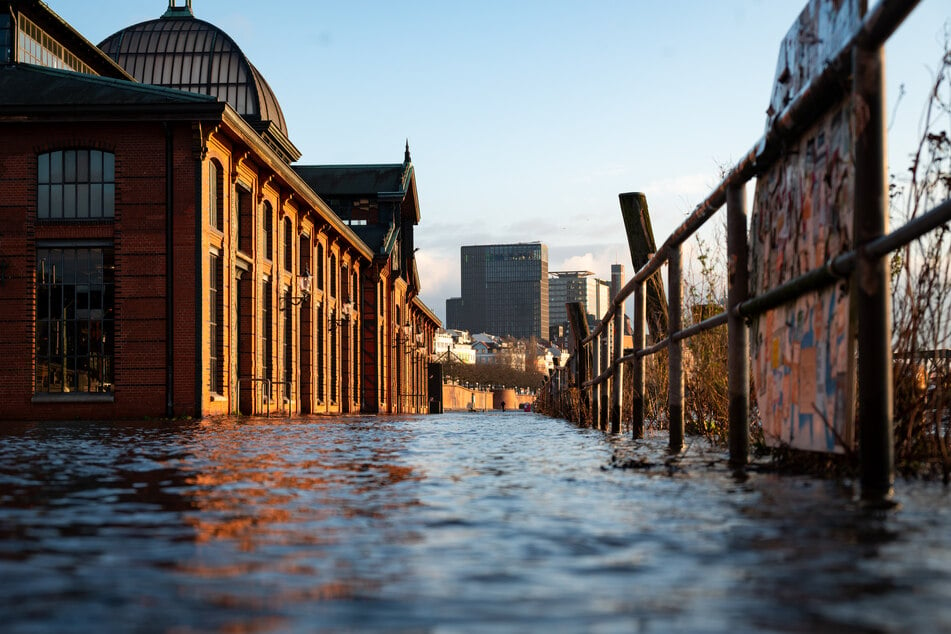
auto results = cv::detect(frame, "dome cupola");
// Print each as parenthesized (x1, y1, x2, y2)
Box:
(99, 0, 299, 162)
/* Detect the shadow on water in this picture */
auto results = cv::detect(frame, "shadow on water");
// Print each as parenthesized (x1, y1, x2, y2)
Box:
(0, 413, 949, 632)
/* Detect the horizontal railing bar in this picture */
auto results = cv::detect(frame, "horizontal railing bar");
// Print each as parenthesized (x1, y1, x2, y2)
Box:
(672, 311, 728, 342)
(736, 196, 951, 319)
(639, 338, 670, 359)
(735, 256, 852, 319)
(585, 311, 730, 387)
(868, 196, 951, 258)
(582, 195, 950, 388)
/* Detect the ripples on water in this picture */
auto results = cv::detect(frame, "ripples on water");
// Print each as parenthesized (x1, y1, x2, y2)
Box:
(0, 413, 949, 633)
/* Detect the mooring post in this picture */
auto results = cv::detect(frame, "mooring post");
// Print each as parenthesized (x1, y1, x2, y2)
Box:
(632, 280, 645, 439)
(727, 184, 750, 468)
(853, 44, 894, 500)
(668, 244, 684, 452)
(610, 264, 625, 433)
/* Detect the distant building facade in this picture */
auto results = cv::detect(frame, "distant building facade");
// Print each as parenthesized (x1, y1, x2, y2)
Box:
(432, 329, 476, 364)
(548, 270, 611, 339)
(445, 297, 465, 331)
(457, 242, 549, 340)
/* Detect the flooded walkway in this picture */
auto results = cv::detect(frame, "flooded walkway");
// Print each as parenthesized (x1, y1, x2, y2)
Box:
(1, 412, 949, 633)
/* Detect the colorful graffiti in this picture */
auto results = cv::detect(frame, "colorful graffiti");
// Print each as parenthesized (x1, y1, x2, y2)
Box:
(750, 0, 863, 453)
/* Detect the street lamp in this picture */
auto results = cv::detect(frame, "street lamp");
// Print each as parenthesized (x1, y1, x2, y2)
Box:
(278, 270, 312, 311)
(329, 301, 355, 330)
(394, 323, 414, 349)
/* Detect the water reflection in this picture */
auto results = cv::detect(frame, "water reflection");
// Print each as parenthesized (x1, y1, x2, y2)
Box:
(0, 414, 949, 632)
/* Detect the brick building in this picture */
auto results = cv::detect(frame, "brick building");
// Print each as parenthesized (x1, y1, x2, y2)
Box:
(0, 0, 439, 419)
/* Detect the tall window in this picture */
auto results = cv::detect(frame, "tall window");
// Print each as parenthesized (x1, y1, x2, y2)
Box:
(209, 160, 223, 230)
(262, 277, 273, 392)
(209, 252, 223, 394)
(283, 286, 293, 399)
(341, 264, 349, 304)
(263, 202, 273, 261)
(299, 234, 311, 280)
(283, 217, 293, 272)
(330, 310, 338, 403)
(1, 14, 12, 63)
(316, 302, 325, 403)
(35, 246, 114, 394)
(329, 254, 337, 297)
(237, 185, 253, 254)
(316, 242, 324, 291)
(37, 150, 115, 220)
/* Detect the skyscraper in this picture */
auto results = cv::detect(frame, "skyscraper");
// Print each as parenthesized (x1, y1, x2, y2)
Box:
(457, 242, 549, 339)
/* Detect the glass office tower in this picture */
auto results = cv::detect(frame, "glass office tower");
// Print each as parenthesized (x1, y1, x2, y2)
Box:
(459, 242, 549, 339)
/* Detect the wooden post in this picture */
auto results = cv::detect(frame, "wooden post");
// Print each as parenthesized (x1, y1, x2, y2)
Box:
(853, 44, 894, 500)
(668, 245, 684, 452)
(566, 302, 591, 425)
(727, 185, 749, 467)
(619, 192, 668, 343)
(610, 264, 625, 433)
(632, 281, 645, 439)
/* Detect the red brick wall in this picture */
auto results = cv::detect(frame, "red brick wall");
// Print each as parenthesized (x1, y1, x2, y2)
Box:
(0, 121, 199, 420)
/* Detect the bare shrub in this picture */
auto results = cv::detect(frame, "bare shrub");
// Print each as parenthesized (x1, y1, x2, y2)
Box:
(890, 34, 951, 480)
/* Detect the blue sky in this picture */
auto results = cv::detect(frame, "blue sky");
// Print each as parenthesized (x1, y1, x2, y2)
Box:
(47, 1, 949, 323)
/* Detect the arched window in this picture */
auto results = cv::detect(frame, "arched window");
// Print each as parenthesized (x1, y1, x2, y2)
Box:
(263, 201, 273, 261)
(283, 286, 293, 399)
(283, 217, 293, 271)
(209, 160, 224, 230)
(262, 276, 273, 388)
(37, 149, 114, 220)
(236, 184, 252, 254)
(329, 254, 337, 297)
(316, 242, 325, 291)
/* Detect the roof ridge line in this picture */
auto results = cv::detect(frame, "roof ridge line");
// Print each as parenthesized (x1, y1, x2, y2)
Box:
(15, 63, 218, 103)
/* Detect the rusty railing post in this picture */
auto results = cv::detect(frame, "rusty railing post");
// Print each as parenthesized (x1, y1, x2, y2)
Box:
(591, 334, 601, 429)
(601, 328, 609, 430)
(610, 264, 625, 433)
(727, 184, 750, 468)
(853, 44, 893, 500)
(632, 280, 645, 438)
(668, 245, 684, 452)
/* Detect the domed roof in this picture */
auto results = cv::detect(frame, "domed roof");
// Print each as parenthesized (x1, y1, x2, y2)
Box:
(98, 2, 291, 150)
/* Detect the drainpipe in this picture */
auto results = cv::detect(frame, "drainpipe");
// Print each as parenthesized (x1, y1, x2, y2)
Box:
(194, 137, 204, 417)
(165, 122, 175, 418)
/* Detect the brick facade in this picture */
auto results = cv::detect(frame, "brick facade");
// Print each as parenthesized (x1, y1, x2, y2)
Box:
(0, 1, 439, 420)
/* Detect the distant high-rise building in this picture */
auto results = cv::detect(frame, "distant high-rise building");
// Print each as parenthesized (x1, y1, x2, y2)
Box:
(445, 297, 465, 330)
(458, 242, 549, 339)
(548, 271, 611, 331)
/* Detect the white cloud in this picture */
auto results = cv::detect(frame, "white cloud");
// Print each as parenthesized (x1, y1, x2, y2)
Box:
(416, 248, 460, 323)
(551, 245, 631, 283)
(644, 172, 720, 198)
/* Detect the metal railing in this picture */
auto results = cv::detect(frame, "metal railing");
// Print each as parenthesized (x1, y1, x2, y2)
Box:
(539, 0, 951, 499)
(233, 377, 275, 417)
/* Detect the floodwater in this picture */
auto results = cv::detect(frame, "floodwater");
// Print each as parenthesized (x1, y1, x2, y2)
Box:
(0, 413, 949, 633)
